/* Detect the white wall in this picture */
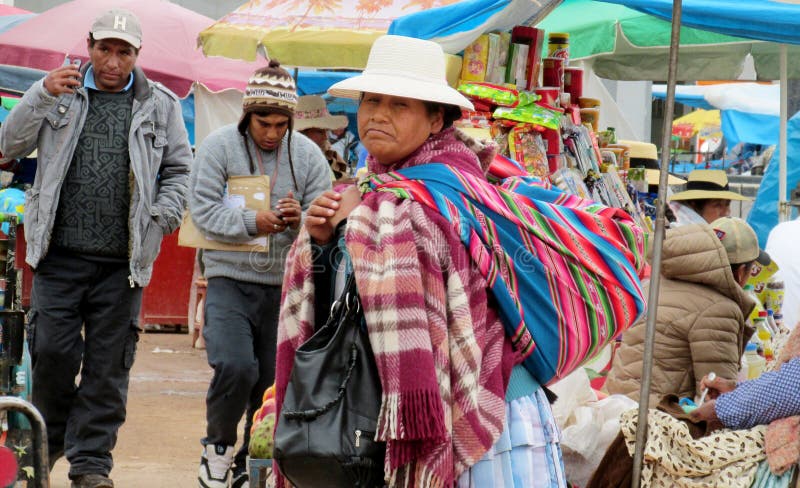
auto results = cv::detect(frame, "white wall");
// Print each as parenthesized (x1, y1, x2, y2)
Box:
(599, 78, 652, 143)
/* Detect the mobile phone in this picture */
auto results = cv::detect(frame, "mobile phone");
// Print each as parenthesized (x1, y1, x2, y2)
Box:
(65, 58, 81, 82)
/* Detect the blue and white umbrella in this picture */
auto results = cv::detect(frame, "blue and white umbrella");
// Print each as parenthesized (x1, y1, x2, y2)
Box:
(389, 0, 561, 54)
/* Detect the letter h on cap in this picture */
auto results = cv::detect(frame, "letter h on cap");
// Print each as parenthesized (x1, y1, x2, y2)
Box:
(114, 15, 127, 31)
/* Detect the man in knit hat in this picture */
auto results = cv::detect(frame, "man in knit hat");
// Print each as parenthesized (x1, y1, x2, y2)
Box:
(188, 60, 330, 488)
(0, 8, 191, 488)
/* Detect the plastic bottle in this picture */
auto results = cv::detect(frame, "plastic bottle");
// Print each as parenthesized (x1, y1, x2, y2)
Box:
(767, 309, 780, 335)
(738, 354, 749, 383)
(756, 312, 774, 361)
(744, 343, 766, 379)
(774, 312, 785, 331)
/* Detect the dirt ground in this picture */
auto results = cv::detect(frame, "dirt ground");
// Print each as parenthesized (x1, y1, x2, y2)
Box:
(48, 331, 221, 488)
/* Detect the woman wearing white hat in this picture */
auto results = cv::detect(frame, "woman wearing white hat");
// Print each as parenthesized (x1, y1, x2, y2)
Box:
(274, 35, 567, 487)
(294, 95, 352, 182)
(669, 169, 750, 226)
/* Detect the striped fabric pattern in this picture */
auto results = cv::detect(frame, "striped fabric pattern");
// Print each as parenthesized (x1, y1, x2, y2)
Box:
(457, 388, 568, 488)
(369, 164, 647, 386)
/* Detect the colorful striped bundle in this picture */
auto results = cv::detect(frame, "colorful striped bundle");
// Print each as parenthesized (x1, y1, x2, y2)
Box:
(369, 163, 647, 385)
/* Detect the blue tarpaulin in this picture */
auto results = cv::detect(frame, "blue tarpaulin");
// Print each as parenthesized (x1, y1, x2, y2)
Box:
(389, 0, 559, 54)
(600, 0, 800, 46)
(748, 111, 800, 247)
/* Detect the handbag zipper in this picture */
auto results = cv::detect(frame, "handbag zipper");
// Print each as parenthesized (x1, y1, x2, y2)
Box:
(355, 429, 362, 447)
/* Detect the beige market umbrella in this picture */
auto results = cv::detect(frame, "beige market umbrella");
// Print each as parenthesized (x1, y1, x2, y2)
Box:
(197, 0, 460, 68)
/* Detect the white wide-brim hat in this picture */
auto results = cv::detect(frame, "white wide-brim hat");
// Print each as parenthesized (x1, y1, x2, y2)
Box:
(328, 35, 474, 111)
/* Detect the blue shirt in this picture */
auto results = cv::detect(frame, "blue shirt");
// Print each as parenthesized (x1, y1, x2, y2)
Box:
(83, 66, 134, 92)
(716, 356, 800, 429)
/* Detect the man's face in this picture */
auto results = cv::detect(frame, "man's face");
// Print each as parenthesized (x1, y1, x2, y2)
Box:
(87, 38, 138, 92)
(249, 113, 290, 151)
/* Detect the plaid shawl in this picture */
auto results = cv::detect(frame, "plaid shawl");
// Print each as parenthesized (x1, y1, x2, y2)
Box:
(275, 128, 514, 487)
(368, 164, 647, 386)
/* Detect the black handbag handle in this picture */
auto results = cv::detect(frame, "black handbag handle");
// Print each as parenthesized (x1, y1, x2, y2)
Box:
(283, 274, 362, 421)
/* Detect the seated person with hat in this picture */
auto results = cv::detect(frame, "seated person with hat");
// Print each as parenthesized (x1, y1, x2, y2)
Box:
(669, 169, 750, 226)
(294, 95, 353, 184)
(621, 139, 685, 224)
(606, 216, 767, 406)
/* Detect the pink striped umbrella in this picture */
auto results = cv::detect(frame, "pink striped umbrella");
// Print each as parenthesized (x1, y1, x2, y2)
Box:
(0, 0, 263, 98)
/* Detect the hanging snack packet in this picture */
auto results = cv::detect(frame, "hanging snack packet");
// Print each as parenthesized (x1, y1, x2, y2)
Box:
(458, 82, 520, 108)
(493, 103, 562, 130)
(508, 125, 549, 178)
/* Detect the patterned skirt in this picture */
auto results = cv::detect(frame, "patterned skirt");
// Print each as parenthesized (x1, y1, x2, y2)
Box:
(457, 387, 568, 488)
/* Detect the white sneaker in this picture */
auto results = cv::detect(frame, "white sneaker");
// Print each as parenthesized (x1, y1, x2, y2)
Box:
(198, 443, 233, 488)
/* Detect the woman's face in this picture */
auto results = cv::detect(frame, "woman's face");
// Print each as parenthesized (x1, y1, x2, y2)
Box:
(357, 92, 444, 166)
(700, 198, 732, 223)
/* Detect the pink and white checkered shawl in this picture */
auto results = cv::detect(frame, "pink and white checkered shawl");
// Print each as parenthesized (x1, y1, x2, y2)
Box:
(275, 129, 515, 487)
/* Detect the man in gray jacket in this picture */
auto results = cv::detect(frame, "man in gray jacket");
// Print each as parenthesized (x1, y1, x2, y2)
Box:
(189, 61, 331, 488)
(0, 9, 191, 488)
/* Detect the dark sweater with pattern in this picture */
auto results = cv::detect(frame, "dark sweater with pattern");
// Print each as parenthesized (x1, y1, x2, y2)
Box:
(51, 89, 133, 258)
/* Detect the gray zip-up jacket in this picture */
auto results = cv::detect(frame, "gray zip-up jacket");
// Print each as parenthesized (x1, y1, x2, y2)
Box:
(0, 65, 192, 286)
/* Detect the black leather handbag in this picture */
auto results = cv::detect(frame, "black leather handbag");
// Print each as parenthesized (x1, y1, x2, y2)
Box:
(274, 273, 386, 487)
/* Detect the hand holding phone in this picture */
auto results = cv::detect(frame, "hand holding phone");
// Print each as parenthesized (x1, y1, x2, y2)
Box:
(43, 58, 82, 96)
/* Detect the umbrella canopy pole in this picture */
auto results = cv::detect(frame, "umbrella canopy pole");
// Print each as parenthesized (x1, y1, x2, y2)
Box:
(779, 44, 789, 222)
(631, 1, 683, 486)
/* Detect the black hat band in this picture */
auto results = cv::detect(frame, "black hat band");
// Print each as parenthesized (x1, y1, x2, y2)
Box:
(686, 180, 729, 192)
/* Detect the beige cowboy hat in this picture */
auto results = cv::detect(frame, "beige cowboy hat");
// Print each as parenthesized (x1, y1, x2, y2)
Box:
(328, 35, 474, 110)
(669, 169, 750, 201)
(645, 169, 685, 186)
(618, 140, 685, 186)
(293, 95, 349, 132)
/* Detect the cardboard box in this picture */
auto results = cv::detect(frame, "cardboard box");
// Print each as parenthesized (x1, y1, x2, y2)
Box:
(461, 34, 490, 82)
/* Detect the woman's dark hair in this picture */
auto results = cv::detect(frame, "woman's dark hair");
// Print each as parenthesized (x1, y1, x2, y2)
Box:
(684, 198, 711, 213)
(730, 261, 755, 280)
(424, 101, 463, 129)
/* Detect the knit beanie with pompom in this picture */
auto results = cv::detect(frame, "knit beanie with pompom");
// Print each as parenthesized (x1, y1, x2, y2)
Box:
(238, 60, 297, 134)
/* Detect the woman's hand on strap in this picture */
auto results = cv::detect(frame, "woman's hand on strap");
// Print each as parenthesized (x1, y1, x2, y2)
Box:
(305, 186, 361, 245)
(305, 190, 343, 245)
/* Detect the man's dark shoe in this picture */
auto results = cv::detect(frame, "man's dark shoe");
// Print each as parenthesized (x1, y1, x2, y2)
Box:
(70, 473, 114, 488)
